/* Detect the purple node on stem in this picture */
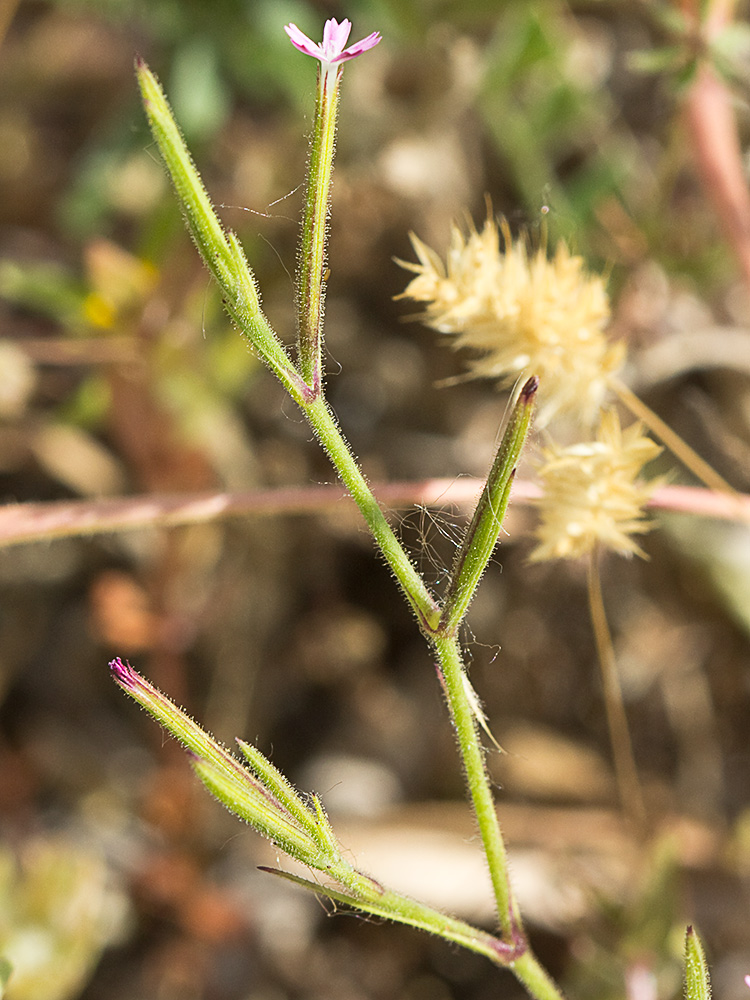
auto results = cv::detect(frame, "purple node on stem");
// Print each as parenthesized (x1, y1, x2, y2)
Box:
(490, 913, 527, 963)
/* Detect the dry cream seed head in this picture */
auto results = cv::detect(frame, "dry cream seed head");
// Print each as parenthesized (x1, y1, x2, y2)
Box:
(398, 216, 625, 427)
(530, 410, 663, 562)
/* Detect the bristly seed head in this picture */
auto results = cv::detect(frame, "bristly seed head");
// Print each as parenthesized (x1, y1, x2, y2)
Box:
(530, 410, 662, 562)
(397, 216, 624, 427)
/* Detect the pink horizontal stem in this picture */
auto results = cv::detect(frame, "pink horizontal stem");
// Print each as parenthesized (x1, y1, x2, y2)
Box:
(0, 480, 747, 548)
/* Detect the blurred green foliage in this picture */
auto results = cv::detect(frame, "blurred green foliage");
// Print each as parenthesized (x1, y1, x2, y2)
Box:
(0, 837, 128, 1000)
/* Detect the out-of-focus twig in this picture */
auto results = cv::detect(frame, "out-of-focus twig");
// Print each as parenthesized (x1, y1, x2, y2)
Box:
(612, 377, 735, 494)
(587, 548, 647, 833)
(0, 479, 748, 549)
(681, 0, 750, 290)
(0, 0, 20, 53)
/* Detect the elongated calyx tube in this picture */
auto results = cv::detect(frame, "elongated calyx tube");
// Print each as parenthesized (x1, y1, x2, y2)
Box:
(440, 375, 538, 634)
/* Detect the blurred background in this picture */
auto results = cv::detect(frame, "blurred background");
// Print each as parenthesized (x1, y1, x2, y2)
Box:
(1, 0, 750, 998)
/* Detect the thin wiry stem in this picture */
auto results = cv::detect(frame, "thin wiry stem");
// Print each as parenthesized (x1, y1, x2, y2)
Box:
(611, 376, 735, 495)
(4, 479, 750, 549)
(681, 0, 750, 292)
(587, 547, 647, 833)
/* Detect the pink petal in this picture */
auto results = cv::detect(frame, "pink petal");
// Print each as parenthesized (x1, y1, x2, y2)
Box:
(322, 18, 352, 56)
(284, 23, 323, 60)
(338, 30, 382, 62)
(286, 18, 381, 67)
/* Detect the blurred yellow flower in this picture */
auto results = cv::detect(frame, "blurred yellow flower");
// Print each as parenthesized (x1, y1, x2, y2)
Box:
(398, 217, 624, 426)
(530, 410, 661, 561)
(83, 240, 157, 330)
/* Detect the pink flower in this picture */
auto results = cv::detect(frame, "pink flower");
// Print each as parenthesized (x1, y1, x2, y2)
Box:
(284, 18, 381, 69)
(745, 974, 750, 990)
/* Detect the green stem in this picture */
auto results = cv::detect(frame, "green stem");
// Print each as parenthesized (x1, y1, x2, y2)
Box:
(430, 637, 565, 1000)
(296, 66, 341, 391)
(265, 863, 524, 968)
(432, 632, 518, 937)
(303, 395, 440, 629)
(512, 952, 568, 1000)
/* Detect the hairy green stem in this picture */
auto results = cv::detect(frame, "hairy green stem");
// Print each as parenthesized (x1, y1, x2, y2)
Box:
(512, 952, 568, 1000)
(432, 632, 519, 936)
(303, 393, 566, 1000)
(296, 66, 341, 391)
(303, 395, 440, 629)
(264, 863, 525, 968)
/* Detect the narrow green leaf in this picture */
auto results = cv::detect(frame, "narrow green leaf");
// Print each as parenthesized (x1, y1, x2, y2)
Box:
(258, 866, 516, 967)
(137, 59, 235, 291)
(136, 60, 306, 402)
(685, 925, 712, 1000)
(310, 793, 340, 857)
(192, 757, 323, 867)
(110, 659, 260, 792)
(439, 376, 537, 633)
(235, 738, 323, 844)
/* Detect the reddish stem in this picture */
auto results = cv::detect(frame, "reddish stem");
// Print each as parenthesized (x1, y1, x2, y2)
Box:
(681, 0, 750, 289)
(1, 480, 749, 548)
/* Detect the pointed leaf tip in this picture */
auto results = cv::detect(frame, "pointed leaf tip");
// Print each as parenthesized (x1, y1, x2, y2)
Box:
(685, 925, 711, 1000)
(521, 375, 539, 400)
